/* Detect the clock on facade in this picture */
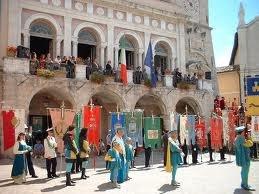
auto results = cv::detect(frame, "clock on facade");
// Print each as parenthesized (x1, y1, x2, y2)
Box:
(183, 0, 199, 17)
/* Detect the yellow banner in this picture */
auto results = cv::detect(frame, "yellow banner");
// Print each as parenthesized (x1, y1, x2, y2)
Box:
(246, 96, 259, 116)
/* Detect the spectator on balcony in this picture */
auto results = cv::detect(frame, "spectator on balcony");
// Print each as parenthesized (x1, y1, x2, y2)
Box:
(155, 66, 162, 81)
(54, 56, 61, 70)
(30, 52, 39, 75)
(92, 58, 102, 73)
(105, 60, 113, 75)
(46, 53, 54, 71)
(66, 57, 75, 78)
(133, 66, 143, 84)
(39, 54, 46, 69)
(85, 57, 91, 80)
(72, 56, 77, 64)
(191, 73, 198, 85)
(186, 74, 191, 83)
(142, 68, 148, 81)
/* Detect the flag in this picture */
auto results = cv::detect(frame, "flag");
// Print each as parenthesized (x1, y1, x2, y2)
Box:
(222, 110, 228, 146)
(144, 42, 156, 87)
(195, 119, 206, 149)
(169, 112, 179, 132)
(228, 110, 236, 149)
(13, 109, 25, 140)
(187, 115, 196, 145)
(110, 112, 126, 140)
(74, 112, 81, 147)
(120, 48, 128, 86)
(143, 117, 161, 148)
(210, 117, 223, 151)
(251, 116, 259, 142)
(84, 106, 101, 148)
(179, 115, 188, 145)
(2, 110, 15, 150)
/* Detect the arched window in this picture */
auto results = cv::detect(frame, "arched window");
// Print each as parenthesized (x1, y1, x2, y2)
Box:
(78, 30, 97, 45)
(30, 20, 55, 39)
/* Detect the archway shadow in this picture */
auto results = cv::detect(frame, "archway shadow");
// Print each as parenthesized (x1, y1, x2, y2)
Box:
(95, 182, 116, 192)
(233, 188, 253, 194)
(158, 183, 179, 194)
(41, 184, 66, 192)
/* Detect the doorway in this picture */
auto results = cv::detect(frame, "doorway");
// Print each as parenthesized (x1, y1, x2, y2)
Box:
(30, 36, 52, 57)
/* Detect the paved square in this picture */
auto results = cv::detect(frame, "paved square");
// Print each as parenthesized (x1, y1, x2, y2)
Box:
(0, 151, 258, 194)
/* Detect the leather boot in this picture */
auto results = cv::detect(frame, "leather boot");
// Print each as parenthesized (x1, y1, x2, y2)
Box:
(66, 172, 75, 186)
(81, 168, 86, 179)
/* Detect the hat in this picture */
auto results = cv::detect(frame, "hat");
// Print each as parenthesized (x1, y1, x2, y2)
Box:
(46, 128, 53, 132)
(24, 124, 28, 129)
(235, 126, 245, 132)
(116, 127, 124, 132)
(126, 137, 132, 141)
(18, 131, 25, 136)
(168, 130, 177, 135)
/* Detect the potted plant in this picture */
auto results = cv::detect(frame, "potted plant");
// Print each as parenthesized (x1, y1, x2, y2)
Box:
(144, 78, 152, 88)
(7, 46, 17, 57)
(90, 71, 105, 84)
(37, 69, 55, 78)
(177, 81, 191, 90)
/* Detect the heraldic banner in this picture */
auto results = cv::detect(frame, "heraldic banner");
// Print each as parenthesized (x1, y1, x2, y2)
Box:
(84, 106, 101, 148)
(246, 96, 259, 116)
(169, 112, 179, 132)
(110, 112, 126, 140)
(210, 117, 223, 151)
(179, 115, 188, 145)
(228, 110, 236, 149)
(187, 115, 196, 145)
(74, 112, 81, 147)
(124, 110, 143, 147)
(195, 119, 206, 149)
(251, 116, 259, 142)
(2, 110, 15, 150)
(49, 108, 76, 153)
(143, 117, 161, 149)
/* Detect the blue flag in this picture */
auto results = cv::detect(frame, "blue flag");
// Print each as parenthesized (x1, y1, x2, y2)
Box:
(110, 112, 126, 140)
(144, 42, 157, 87)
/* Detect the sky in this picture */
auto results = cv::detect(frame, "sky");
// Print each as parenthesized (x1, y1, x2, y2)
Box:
(209, 0, 259, 67)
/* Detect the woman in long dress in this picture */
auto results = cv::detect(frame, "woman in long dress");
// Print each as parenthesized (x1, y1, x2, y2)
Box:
(11, 132, 32, 184)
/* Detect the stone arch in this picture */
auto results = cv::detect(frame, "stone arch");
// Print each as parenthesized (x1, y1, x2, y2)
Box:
(115, 30, 144, 49)
(73, 22, 106, 43)
(152, 37, 176, 57)
(23, 13, 63, 36)
(175, 96, 202, 115)
(134, 93, 167, 116)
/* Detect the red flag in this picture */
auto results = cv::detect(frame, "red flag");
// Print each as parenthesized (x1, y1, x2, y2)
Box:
(210, 117, 223, 151)
(228, 110, 236, 148)
(84, 106, 101, 148)
(2, 110, 15, 150)
(120, 48, 127, 86)
(195, 119, 206, 149)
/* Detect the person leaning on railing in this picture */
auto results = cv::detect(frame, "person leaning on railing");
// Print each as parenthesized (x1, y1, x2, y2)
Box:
(29, 52, 39, 75)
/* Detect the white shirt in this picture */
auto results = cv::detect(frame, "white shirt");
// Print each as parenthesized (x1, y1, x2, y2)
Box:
(13, 140, 29, 155)
(44, 136, 57, 158)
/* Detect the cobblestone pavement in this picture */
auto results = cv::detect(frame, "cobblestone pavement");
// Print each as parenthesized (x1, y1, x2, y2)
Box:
(0, 151, 258, 194)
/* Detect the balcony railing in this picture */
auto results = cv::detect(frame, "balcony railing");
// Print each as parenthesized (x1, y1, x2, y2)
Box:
(2, 57, 213, 91)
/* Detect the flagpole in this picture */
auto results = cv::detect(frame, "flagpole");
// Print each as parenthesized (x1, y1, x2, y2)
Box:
(60, 101, 65, 175)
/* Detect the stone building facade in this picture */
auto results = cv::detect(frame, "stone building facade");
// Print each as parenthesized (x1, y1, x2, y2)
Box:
(0, 0, 216, 156)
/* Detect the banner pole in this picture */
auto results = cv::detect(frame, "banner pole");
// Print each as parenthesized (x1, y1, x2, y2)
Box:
(60, 154, 62, 175)
(152, 148, 154, 167)
(200, 148, 203, 162)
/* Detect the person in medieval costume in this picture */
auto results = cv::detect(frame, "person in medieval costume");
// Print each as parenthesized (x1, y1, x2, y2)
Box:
(63, 125, 79, 186)
(112, 127, 126, 183)
(79, 128, 91, 179)
(25, 125, 38, 178)
(44, 128, 58, 178)
(234, 126, 255, 191)
(125, 137, 134, 180)
(11, 132, 32, 184)
(162, 129, 169, 166)
(105, 141, 122, 188)
(181, 139, 188, 165)
(165, 130, 183, 186)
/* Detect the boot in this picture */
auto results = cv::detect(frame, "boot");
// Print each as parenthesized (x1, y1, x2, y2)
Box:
(66, 172, 75, 186)
(81, 168, 86, 179)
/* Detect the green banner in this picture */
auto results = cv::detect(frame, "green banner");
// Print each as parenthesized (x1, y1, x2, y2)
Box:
(74, 112, 81, 147)
(143, 117, 161, 149)
(124, 110, 143, 147)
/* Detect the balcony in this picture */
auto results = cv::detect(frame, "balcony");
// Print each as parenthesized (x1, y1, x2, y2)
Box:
(2, 57, 213, 91)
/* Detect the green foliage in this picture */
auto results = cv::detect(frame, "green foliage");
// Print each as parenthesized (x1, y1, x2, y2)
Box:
(90, 72, 105, 84)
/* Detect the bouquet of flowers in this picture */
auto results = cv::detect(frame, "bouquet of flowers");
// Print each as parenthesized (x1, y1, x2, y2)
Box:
(37, 69, 55, 78)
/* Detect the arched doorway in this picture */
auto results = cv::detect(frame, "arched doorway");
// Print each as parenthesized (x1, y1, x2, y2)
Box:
(77, 28, 98, 61)
(119, 35, 138, 70)
(175, 97, 201, 115)
(29, 20, 56, 57)
(89, 91, 125, 141)
(154, 42, 171, 75)
(28, 88, 74, 141)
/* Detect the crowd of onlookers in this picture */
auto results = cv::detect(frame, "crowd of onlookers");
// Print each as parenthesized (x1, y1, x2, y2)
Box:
(29, 53, 199, 87)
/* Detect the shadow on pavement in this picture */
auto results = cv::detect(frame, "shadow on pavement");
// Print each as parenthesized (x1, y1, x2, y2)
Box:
(0, 182, 15, 188)
(158, 183, 179, 194)
(95, 182, 116, 192)
(41, 184, 66, 192)
(233, 188, 253, 194)
(25, 178, 53, 184)
(0, 178, 12, 184)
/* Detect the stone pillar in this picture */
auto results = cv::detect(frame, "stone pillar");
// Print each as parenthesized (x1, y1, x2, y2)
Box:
(163, 114, 170, 131)
(8, 0, 20, 46)
(24, 32, 30, 48)
(178, 22, 186, 74)
(114, 46, 119, 70)
(107, 25, 114, 66)
(72, 41, 78, 57)
(55, 38, 61, 58)
(134, 52, 138, 69)
(64, 16, 72, 57)
(138, 49, 144, 69)
(100, 44, 106, 69)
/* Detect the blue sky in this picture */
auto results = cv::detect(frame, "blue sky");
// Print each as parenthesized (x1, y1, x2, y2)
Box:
(209, 0, 259, 67)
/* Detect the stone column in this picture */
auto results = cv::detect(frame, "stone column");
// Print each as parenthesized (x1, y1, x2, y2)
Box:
(64, 16, 72, 57)
(134, 51, 138, 69)
(100, 44, 106, 69)
(114, 46, 119, 70)
(138, 49, 144, 69)
(72, 41, 78, 57)
(178, 22, 186, 74)
(8, 0, 20, 46)
(24, 32, 30, 48)
(55, 38, 61, 58)
(107, 25, 114, 66)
